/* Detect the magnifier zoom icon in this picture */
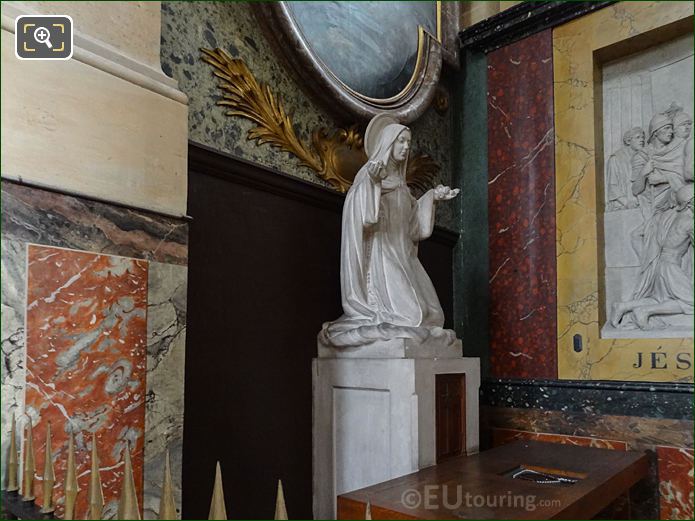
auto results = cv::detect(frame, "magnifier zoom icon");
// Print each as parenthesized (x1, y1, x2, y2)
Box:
(34, 26, 52, 48)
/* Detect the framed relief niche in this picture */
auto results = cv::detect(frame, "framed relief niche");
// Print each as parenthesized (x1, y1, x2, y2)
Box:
(600, 34, 693, 340)
(255, 1, 456, 123)
(553, 1, 694, 382)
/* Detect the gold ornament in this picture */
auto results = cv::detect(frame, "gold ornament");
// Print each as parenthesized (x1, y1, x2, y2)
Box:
(208, 461, 227, 520)
(274, 480, 288, 520)
(201, 48, 440, 193)
(117, 443, 141, 520)
(21, 416, 36, 501)
(40, 422, 55, 513)
(159, 450, 178, 520)
(200, 47, 322, 173)
(6, 413, 19, 492)
(63, 431, 80, 520)
(87, 435, 104, 520)
(406, 154, 440, 196)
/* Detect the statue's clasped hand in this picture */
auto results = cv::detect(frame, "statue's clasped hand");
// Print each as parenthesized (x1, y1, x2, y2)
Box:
(367, 160, 387, 181)
(433, 184, 460, 201)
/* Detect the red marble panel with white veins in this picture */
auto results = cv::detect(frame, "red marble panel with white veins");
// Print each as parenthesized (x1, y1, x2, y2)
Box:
(487, 29, 558, 379)
(25, 244, 147, 518)
(657, 446, 694, 520)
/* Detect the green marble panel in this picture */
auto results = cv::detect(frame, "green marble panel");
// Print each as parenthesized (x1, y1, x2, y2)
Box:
(452, 49, 490, 376)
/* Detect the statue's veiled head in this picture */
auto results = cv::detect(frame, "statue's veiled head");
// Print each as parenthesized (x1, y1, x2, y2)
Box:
(390, 129, 411, 162)
(370, 123, 410, 166)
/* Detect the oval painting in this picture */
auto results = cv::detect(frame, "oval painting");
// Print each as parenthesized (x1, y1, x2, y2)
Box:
(286, 1, 439, 101)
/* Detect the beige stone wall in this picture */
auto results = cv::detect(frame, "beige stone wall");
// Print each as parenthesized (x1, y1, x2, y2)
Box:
(460, 1, 522, 28)
(0, 1, 188, 216)
(6, 1, 162, 68)
(499, 1, 523, 10)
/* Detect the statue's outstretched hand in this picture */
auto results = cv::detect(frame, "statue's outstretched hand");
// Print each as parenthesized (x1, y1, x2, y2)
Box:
(367, 160, 386, 181)
(433, 185, 460, 201)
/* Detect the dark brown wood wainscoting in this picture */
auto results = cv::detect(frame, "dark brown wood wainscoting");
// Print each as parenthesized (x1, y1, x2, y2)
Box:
(182, 142, 458, 519)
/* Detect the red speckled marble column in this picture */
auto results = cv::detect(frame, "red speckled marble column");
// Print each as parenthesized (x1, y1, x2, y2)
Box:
(487, 29, 558, 378)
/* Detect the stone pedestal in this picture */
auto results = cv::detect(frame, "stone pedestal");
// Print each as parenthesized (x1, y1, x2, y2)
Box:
(312, 337, 480, 519)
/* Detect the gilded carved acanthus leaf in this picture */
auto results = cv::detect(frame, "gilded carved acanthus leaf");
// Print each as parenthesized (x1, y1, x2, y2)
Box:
(311, 126, 366, 191)
(200, 47, 322, 172)
(406, 154, 440, 196)
(201, 47, 440, 194)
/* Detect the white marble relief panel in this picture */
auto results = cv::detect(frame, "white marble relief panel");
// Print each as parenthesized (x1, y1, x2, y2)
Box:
(601, 34, 694, 339)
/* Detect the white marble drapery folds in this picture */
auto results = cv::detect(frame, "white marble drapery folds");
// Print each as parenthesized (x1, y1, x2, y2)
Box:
(320, 121, 457, 348)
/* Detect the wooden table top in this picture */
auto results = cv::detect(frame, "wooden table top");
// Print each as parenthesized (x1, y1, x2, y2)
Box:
(338, 440, 649, 520)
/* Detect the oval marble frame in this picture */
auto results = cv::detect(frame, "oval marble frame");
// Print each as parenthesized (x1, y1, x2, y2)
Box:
(255, 1, 444, 124)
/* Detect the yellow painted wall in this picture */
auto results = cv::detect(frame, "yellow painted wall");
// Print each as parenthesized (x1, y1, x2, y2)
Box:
(553, 2, 694, 382)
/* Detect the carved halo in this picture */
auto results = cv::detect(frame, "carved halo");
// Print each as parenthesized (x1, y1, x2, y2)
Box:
(364, 114, 402, 158)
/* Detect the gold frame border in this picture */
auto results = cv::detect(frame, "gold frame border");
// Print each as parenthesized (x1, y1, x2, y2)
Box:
(286, 1, 441, 106)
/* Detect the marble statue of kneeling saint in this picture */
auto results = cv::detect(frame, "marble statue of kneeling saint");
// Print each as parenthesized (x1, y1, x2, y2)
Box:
(320, 114, 460, 348)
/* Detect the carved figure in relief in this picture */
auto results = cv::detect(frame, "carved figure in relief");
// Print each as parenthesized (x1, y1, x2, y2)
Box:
(672, 110, 693, 182)
(628, 111, 691, 258)
(611, 183, 694, 330)
(320, 114, 459, 347)
(631, 112, 686, 217)
(605, 127, 645, 211)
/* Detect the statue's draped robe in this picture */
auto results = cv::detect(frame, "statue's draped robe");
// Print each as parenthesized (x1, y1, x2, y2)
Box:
(322, 124, 448, 347)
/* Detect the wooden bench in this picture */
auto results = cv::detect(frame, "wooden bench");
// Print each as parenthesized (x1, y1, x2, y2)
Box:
(338, 440, 649, 520)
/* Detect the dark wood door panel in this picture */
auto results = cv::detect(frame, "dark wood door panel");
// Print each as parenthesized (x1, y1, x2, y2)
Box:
(436, 373, 466, 462)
